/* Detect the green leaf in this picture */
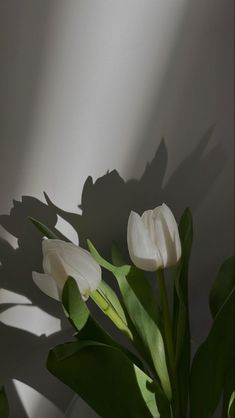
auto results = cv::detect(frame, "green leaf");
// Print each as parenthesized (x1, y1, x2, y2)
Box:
(222, 368, 235, 418)
(98, 279, 128, 328)
(63, 277, 147, 374)
(111, 241, 127, 266)
(62, 277, 89, 331)
(228, 392, 235, 418)
(116, 267, 171, 399)
(209, 257, 235, 418)
(47, 340, 160, 418)
(173, 208, 193, 361)
(189, 286, 235, 418)
(209, 256, 235, 318)
(28, 217, 67, 240)
(88, 239, 121, 273)
(88, 240, 172, 402)
(80, 289, 171, 416)
(77, 315, 145, 372)
(0, 386, 10, 418)
(173, 208, 193, 415)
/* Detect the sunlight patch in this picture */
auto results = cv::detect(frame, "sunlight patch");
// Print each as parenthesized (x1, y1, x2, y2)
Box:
(13, 380, 64, 418)
(56, 215, 78, 244)
(0, 225, 18, 249)
(0, 305, 61, 336)
(0, 288, 32, 305)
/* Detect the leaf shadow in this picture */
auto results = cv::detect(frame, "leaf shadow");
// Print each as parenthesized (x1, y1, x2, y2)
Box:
(0, 128, 226, 416)
(44, 127, 225, 258)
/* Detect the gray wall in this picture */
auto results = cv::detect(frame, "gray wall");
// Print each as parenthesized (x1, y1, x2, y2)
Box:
(0, 1, 233, 417)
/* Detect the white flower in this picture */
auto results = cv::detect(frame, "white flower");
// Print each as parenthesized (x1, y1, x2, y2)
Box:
(127, 203, 182, 271)
(32, 239, 101, 300)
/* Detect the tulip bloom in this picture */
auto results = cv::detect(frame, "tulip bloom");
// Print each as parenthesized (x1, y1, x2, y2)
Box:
(127, 203, 181, 271)
(33, 239, 101, 300)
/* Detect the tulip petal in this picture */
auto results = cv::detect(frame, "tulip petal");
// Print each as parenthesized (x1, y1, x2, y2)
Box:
(32, 272, 60, 300)
(60, 245, 101, 294)
(153, 214, 170, 267)
(153, 204, 181, 267)
(141, 210, 155, 243)
(42, 239, 101, 297)
(160, 204, 181, 262)
(160, 204, 182, 262)
(127, 211, 162, 271)
(157, 204, 178, 242)
(43, 251, 67, 290)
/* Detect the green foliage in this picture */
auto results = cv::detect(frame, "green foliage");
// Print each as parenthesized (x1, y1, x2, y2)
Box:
(0, 386, 10, 418)
(61, 277, 143, 371)
(28, 216, 68, 241)
(209, 257, 235, 418)
(228, 392, 235, 418)
(222, 369, 235, 418)
(98, 279, 128, 328)
(47, 340, 160, 418)
(88, 240, 172, 402)
(189, 257, 235, 418)
(29, 217, 59, 239)
(62, 277, 89, 331)
(30, 211, 234, 418)
(173, 208, 193, 416)
(209, 257, 235, 319)
(52, 278, 161, 418)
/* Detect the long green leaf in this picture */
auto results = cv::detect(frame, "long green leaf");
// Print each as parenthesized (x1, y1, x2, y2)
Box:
(47, 340, 160, 418)
(77, 315, 145, 372)
(29, 217, 68, 241)
(98, 279, 128, 327)
(62, 277, 145, 373)
(222, 370, 235, 418)
(111, 241, 127, 266)
(88, 240, 172, 402)
(173, 208, 193, 362)
(209, 256, 235, 318)
(228, 392, 235, 418)
(62, 277, 89, 331)
(209, 257, 235, 418)
(189, 287, 234, 418)
(173, 208, 193, 416)
(0, 386, 10, 418)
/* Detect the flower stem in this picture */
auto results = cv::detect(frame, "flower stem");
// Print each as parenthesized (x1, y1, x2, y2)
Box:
(157, 269, 175, 369)
(157, 269, 181, 417)
(90, 289, 134, 341)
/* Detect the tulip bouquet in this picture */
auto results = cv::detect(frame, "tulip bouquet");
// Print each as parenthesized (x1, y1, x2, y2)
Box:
(29, 204, 234, 418)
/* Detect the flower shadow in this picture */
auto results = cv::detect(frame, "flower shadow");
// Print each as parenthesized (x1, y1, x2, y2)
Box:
(44, 127, 224, 258)
(0, 128, 225, 416)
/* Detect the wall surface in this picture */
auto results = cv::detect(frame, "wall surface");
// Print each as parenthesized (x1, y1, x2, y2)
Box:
(0, 0, 234, 417)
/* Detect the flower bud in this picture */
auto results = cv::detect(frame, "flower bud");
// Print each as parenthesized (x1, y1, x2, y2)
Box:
(33, 239, 101, 300)
(127, 203, 181, 271)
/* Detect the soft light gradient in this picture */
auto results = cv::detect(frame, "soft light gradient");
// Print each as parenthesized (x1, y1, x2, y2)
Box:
(0, 1, 233, 417)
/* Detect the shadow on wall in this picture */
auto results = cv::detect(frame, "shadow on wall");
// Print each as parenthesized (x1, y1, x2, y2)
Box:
(43, 126, 224, 257)
(0, 130, 225, 416)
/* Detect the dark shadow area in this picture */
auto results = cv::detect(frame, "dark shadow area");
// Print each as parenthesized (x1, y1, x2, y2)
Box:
(0, 132, 226, 416)
(43, 128, 225, 257)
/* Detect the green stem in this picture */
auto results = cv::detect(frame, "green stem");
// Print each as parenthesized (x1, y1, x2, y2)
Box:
(157, 269, 175, 369)
(157, 269, 181, 418)
(90, 289, 134, 341)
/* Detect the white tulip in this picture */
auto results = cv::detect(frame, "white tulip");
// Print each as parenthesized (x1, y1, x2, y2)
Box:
(32, 239, 101, 301)
(127, 203, 182, 271)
